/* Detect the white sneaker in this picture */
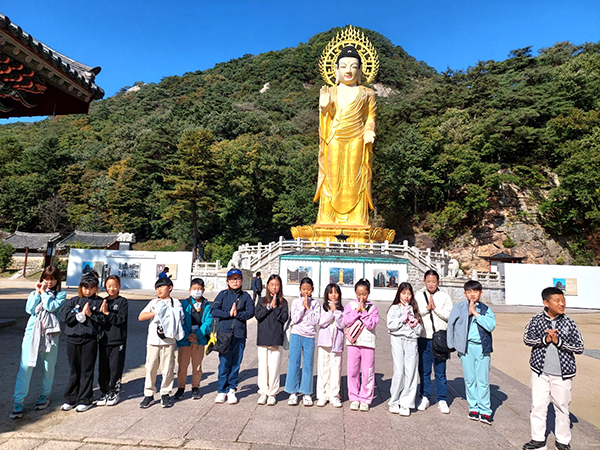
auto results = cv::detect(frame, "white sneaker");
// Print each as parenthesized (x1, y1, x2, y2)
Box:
(61, 403, 75, 411)
(417, 397, 430, 411)
(303, 395, 313, 406)
(399, 406, 411, 416)
(215, 393, 227, 404)
(438, 400, 450, 414)
(359, 402, 369, 412)
(267, 396, 277, 406)
(388, 404, 400, 414)
(316, 398, 327, 407)
(106, 392, 119, 406)
(350, 400, 360, 411)
(257, 394, 267, 405)
(75, 403, 92, 412)
(288, 393, 298, 405)
(331, 397, 342, 408)
(227, 389, 238, 404)
(96, 394, 107, 406)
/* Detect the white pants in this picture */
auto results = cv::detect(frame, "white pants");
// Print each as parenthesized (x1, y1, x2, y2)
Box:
(144, 344, 176, 397)
(530, 372, 573, 445)
(257, 345, 282, 396)
(389, 336, 419, 409)
(316, 346, 342, 401)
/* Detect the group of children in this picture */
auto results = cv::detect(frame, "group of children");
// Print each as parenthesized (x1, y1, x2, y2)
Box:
(9, 265, 585, 450)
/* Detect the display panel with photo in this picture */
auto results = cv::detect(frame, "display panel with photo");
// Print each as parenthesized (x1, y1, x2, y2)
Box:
(119, 262, 140, 279)
(156, 264, 178, 280)
(287, 266, 312, 284)
(329, 267, 354, 286)
(373, 269, 399, 288)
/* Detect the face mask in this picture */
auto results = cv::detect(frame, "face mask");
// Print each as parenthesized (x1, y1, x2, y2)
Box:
(190, 289, 204, 299)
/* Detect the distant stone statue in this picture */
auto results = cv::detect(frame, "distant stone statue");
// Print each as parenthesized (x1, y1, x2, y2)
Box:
(227, 250, 242, 269)
(448, 259, 460, 277)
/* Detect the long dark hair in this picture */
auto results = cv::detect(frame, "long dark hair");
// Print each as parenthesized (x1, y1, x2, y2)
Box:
(40, 266, 62, 293)
(263, 274, 286, 306)
(323, 283, 343, 312)
(391, 282, 423, 325)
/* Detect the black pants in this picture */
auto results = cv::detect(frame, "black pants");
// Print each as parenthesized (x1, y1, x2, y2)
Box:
(98, 343, 126, 395)
(65, 338, 97, 405)
(252, 290, 260, 302)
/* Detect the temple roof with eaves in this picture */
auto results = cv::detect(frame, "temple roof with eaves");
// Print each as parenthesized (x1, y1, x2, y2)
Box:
(0, 13, 104, 118)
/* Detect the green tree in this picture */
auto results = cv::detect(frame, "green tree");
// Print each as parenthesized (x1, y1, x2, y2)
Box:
(0, 241, 15, 271)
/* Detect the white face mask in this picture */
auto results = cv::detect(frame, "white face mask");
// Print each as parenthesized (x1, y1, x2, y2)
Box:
(190, 289, 204, 299)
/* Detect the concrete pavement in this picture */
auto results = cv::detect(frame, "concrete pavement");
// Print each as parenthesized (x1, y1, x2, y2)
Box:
(1, 280, 599, 449)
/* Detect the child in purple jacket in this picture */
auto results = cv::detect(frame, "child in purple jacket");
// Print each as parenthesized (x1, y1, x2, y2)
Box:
(316, 283, 345, 408)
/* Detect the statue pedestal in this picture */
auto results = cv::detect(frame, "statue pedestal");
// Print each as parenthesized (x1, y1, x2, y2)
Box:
(291, 224, 395, 243)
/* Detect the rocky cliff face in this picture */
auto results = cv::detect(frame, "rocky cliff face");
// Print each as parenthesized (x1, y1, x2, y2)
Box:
(415, 176, 572, 273)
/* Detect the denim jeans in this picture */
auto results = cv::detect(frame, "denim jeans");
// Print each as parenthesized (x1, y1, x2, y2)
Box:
(217, 337, 246, 393)
(285, 333, 315, 395)
(417, 337, 447, 401)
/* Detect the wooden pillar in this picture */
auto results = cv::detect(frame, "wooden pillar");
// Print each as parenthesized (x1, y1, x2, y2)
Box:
(22, 247, 29, 277)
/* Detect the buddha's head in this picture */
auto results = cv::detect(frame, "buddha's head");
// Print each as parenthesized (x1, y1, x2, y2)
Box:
(335, 45, 362, 86)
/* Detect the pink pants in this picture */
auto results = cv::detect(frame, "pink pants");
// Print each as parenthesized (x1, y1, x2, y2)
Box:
(346, 345, 375, 404)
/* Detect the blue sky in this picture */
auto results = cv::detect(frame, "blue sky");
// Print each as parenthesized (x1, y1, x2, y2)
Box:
(1, 1, 599, 122)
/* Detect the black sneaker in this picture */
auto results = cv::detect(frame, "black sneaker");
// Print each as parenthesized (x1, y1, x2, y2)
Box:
(555, 443, 571, 450)
(479, 414, 493, 425)
(191, 387, 201, 400)
(161, 394, 172, 408)
(174, 388, 185, 400)
(468, 410, 480, 421)
(9, 403, 24, 419)
(139, 396, 154, 409)
(522, 440, 547, 450)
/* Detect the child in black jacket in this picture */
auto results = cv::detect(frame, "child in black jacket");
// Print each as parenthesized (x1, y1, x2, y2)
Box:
(60, 274, 104, 412)
(97, 275, 128, 406)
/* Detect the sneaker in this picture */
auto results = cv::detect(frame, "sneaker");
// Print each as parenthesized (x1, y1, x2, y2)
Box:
(174, 387, 185, 400)
(75, 403, 92, 412)
(61, 402, 75, 411)
(388, 404, 400, 414)
(267, 396, 277, 406)
(96, 394, 108, 406)
(257, 394, 268, 405)
(331, 397, 342, 408)
(215, 393, 227, 404)
(288, 393, 298, 406)
(227, 389, 238, 404)
(191, 387, 201, 400)
(479, 414, 493, 425)
(161, 394, 172, 408)
(350, 400, 360, 411)
(316, 398, 327, 407)
(9, 403, 24, 419)
(399, 406, 411, 416)
(359, 402, 369, 412)
(106, 392, 119, 406)
(139, 396, 154, 408)
(437, 400, 450, 414)
(417, 397, 430, 411)
(468, 410, 480, 421)
(34, 395, 50, 410)
(522, 440, 547, 450)
(303, 395, 313, 406)
(555, 443, 570, 450)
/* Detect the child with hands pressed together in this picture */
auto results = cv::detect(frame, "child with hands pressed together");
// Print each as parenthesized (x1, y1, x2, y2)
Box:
(285, 277, 321, 407)
(97, 275, 128, 407)
(255, 274, 288, 406)
(344, 278, 379, 412)
(10, 267, 66, 419)
(522, 287, 584, 450)
(316, 283, 345, 408)
(138, 277, 184, 409)
(387, 282, 423, 416)
(174, 278, 212, 401)
(60, 274, 104, 412)
(447, 280, 496, 425)
(212, 269, 255, 405)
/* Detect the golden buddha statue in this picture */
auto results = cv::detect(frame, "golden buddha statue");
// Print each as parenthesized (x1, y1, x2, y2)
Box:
(291, 26, 395, 243)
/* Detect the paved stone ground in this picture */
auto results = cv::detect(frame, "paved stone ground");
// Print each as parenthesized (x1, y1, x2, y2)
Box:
(0, 283, 599, 449)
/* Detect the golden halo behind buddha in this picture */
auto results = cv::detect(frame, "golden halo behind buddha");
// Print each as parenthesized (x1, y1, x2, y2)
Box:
(319, 25, 379, 86)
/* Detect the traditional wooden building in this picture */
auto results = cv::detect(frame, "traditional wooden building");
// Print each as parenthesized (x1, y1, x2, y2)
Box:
(0, 13, 104, 118)
(3, 231, 61, 273)
(58, 231, 136, 252)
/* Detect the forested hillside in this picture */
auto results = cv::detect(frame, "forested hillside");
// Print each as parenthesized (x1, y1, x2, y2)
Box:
(1, 27, 599, 266)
